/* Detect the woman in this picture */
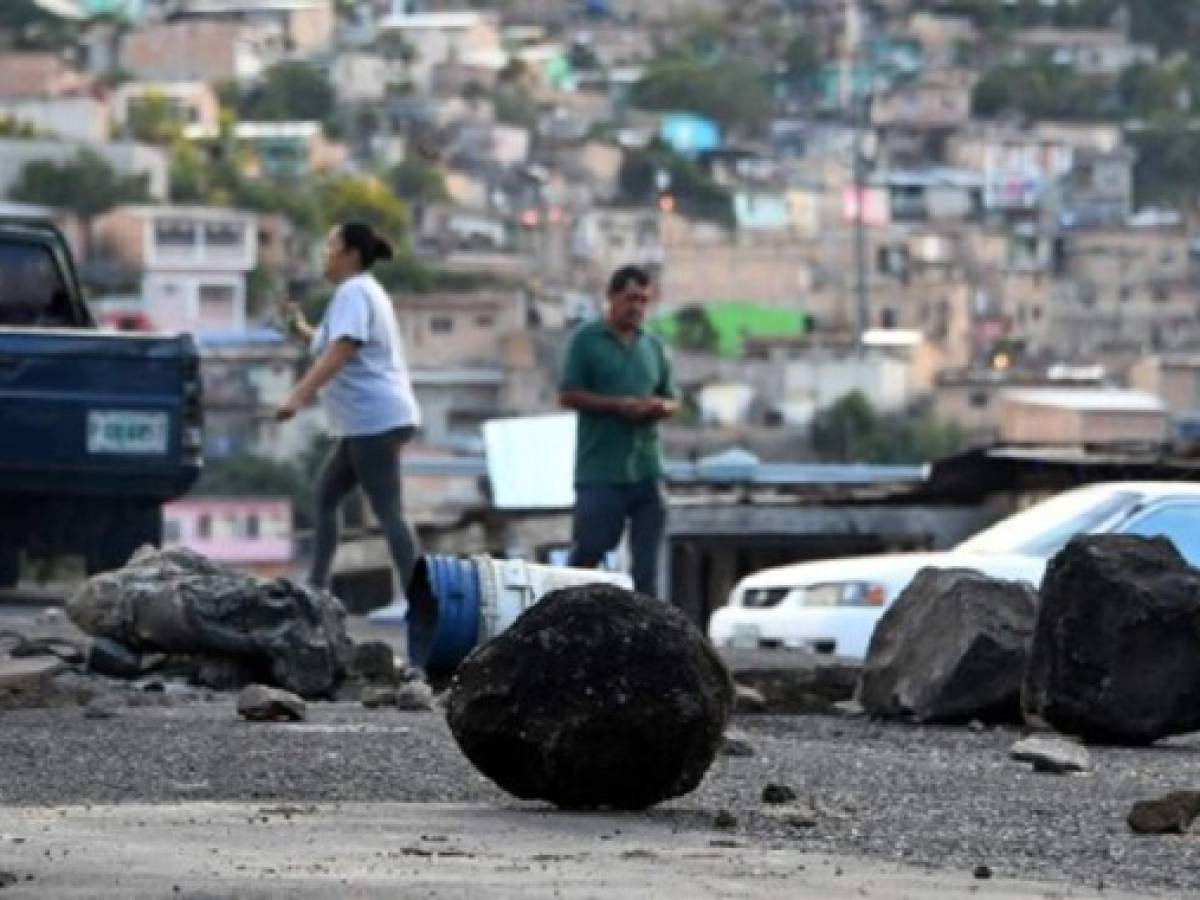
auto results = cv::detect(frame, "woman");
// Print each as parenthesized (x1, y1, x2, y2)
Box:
(276, 221, 421, 604)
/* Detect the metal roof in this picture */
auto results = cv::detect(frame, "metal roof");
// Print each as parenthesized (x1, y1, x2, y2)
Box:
(1004, 388, 1164, 413)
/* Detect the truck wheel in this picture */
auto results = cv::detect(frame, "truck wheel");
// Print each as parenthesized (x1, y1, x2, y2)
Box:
(85, 504, 163, 576)
(0, 547, 19, 589)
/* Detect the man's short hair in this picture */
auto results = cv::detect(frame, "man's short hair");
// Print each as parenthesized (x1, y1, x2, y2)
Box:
(607, 264, 651, 296)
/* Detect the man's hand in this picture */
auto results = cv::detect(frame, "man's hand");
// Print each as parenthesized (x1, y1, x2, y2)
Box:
(615, 397, 676, 422)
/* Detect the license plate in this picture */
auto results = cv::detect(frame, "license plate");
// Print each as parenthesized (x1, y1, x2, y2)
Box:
(87, 411, 169, 455)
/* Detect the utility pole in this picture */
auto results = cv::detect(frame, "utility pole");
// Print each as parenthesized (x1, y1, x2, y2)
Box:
(850, 0, 871, 346)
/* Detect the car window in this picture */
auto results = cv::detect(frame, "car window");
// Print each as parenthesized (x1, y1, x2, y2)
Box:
(1120, 503, 1200, 567)
(955, 488, 1140, 558)
(0, 240, 72, 326)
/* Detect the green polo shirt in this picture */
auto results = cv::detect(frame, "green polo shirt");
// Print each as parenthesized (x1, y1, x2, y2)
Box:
(560, 320, 677, 485)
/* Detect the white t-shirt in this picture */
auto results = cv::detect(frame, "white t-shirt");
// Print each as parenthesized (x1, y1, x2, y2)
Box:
(310, 273, 421, 438)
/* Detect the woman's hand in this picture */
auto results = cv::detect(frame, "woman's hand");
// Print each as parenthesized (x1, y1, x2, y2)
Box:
(278, 300, 312, 341)
(274, 396, 302, 422)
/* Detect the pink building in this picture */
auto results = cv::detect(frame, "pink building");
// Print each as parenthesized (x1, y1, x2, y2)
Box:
(163, 497, 292, 577)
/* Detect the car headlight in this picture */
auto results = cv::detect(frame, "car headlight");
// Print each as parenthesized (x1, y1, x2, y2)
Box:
(796, 582, 887, 608)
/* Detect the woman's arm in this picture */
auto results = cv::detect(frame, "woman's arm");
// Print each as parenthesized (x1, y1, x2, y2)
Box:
(275, 338, 358, 421)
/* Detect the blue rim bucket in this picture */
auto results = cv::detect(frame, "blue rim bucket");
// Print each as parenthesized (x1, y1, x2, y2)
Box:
(408, 554, 482, 673)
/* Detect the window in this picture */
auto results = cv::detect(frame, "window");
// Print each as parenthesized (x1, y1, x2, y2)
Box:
(155, 220, 196, 248)
(245, 513, 260, 540)
(1120, 503, 1200, 568)
(475, 314, 494, 328)
(205, 222, 244, 248)
(0, 240, 71, 326)
(430, 316, 454, 334)
(197, 514, 212, 539)
(968, 390, 989, 409)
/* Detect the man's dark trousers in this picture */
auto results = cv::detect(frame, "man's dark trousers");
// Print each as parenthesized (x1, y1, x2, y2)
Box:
(568, 479, 665, 597)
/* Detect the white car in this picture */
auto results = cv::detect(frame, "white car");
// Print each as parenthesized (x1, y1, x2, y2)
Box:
(708, 482, 1200, 659)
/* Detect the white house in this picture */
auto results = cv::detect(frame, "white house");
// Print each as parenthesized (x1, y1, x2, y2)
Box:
(92, 205, 259, 334)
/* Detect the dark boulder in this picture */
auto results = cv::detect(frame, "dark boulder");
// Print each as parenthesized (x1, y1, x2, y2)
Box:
(1024, 535, 1200, 746)
(446, 583, 734, 810)
(1128, 791, 1200, 835)
(67, 547, 352, 698)
(859, 568, 1038, 724)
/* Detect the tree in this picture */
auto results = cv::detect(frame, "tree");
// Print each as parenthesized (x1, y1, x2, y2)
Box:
(389, 157, 448, 205)
(0, 0, 78, 49)
(630, 55, 773, 134)
(782, 33, 821, 85)
(319, 175, 409, 237)
(239, 61, 335, 122)
(811, 391, 965, 465)
(619, 141, 733, 227)
(11, 150, 152, 251)
(1128, 125, 1200, 208)
(0, 116, 39, 138)
(127, 90, 185, 144)
(811, 391, 879, 462)
(972, 59, 1112, 120)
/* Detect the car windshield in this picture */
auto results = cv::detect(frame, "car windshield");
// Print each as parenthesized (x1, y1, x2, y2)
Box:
(954, 488, 1142, 558)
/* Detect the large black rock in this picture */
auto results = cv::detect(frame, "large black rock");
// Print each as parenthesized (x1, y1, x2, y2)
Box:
(1024, 535, 1200, 745)
(446, 583, 734, 810)
(67, 547, 352, 698)
(859, 568, 1038, 723)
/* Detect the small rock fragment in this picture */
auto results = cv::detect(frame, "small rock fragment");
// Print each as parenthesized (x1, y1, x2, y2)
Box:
(832, 699, 866, 719)
(713, 810, 738, 830)
(351, 642, 397, 684)
(968, 719, 985, 734)
(735, 683, 767, 713)
(83, 695, 123, 720)
(1010, 736, 1091, 774)
(361, 686, 398, 709)
(761, 783, 798, 805)
(721, 732, 756, 758)
(394, 680, 434, 711)
(1128, 791, 1200, 835)
(974, 865, 992, 880)
(236, 684, 306, 722)
(86, 638, 142, 679)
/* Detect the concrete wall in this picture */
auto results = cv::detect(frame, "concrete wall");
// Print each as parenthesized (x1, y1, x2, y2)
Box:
(0, 98, 110, 142)
(0, 139, 168, 201)
(397, 291, 526, 368)
(1000, 400, 1167, 444)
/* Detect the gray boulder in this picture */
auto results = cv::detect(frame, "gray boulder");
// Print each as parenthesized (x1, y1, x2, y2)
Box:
(67, 547, 352, 698)
(859, 568, 1037, 724)
(447, 583, 734, 810)
(1024, 535, 1200, 746)
(237, 684, 306, 722)
(724, 648, 859, 715)
(1009, 736, 1091, 774)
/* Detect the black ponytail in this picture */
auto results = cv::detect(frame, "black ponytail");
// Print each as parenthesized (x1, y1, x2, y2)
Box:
(340, 221, 394, 270)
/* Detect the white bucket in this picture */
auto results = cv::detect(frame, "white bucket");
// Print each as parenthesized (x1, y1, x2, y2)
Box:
(473, 555, 633, 645)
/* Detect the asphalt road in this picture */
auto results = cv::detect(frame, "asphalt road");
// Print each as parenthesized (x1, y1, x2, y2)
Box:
(0, 802, 1147, 900)
(1, 701, 1198, 898)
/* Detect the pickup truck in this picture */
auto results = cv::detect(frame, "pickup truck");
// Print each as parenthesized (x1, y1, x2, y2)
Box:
(0, 219, 203, 586)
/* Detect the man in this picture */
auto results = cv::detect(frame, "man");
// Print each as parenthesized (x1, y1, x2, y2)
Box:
(559, 265, 679, 596)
